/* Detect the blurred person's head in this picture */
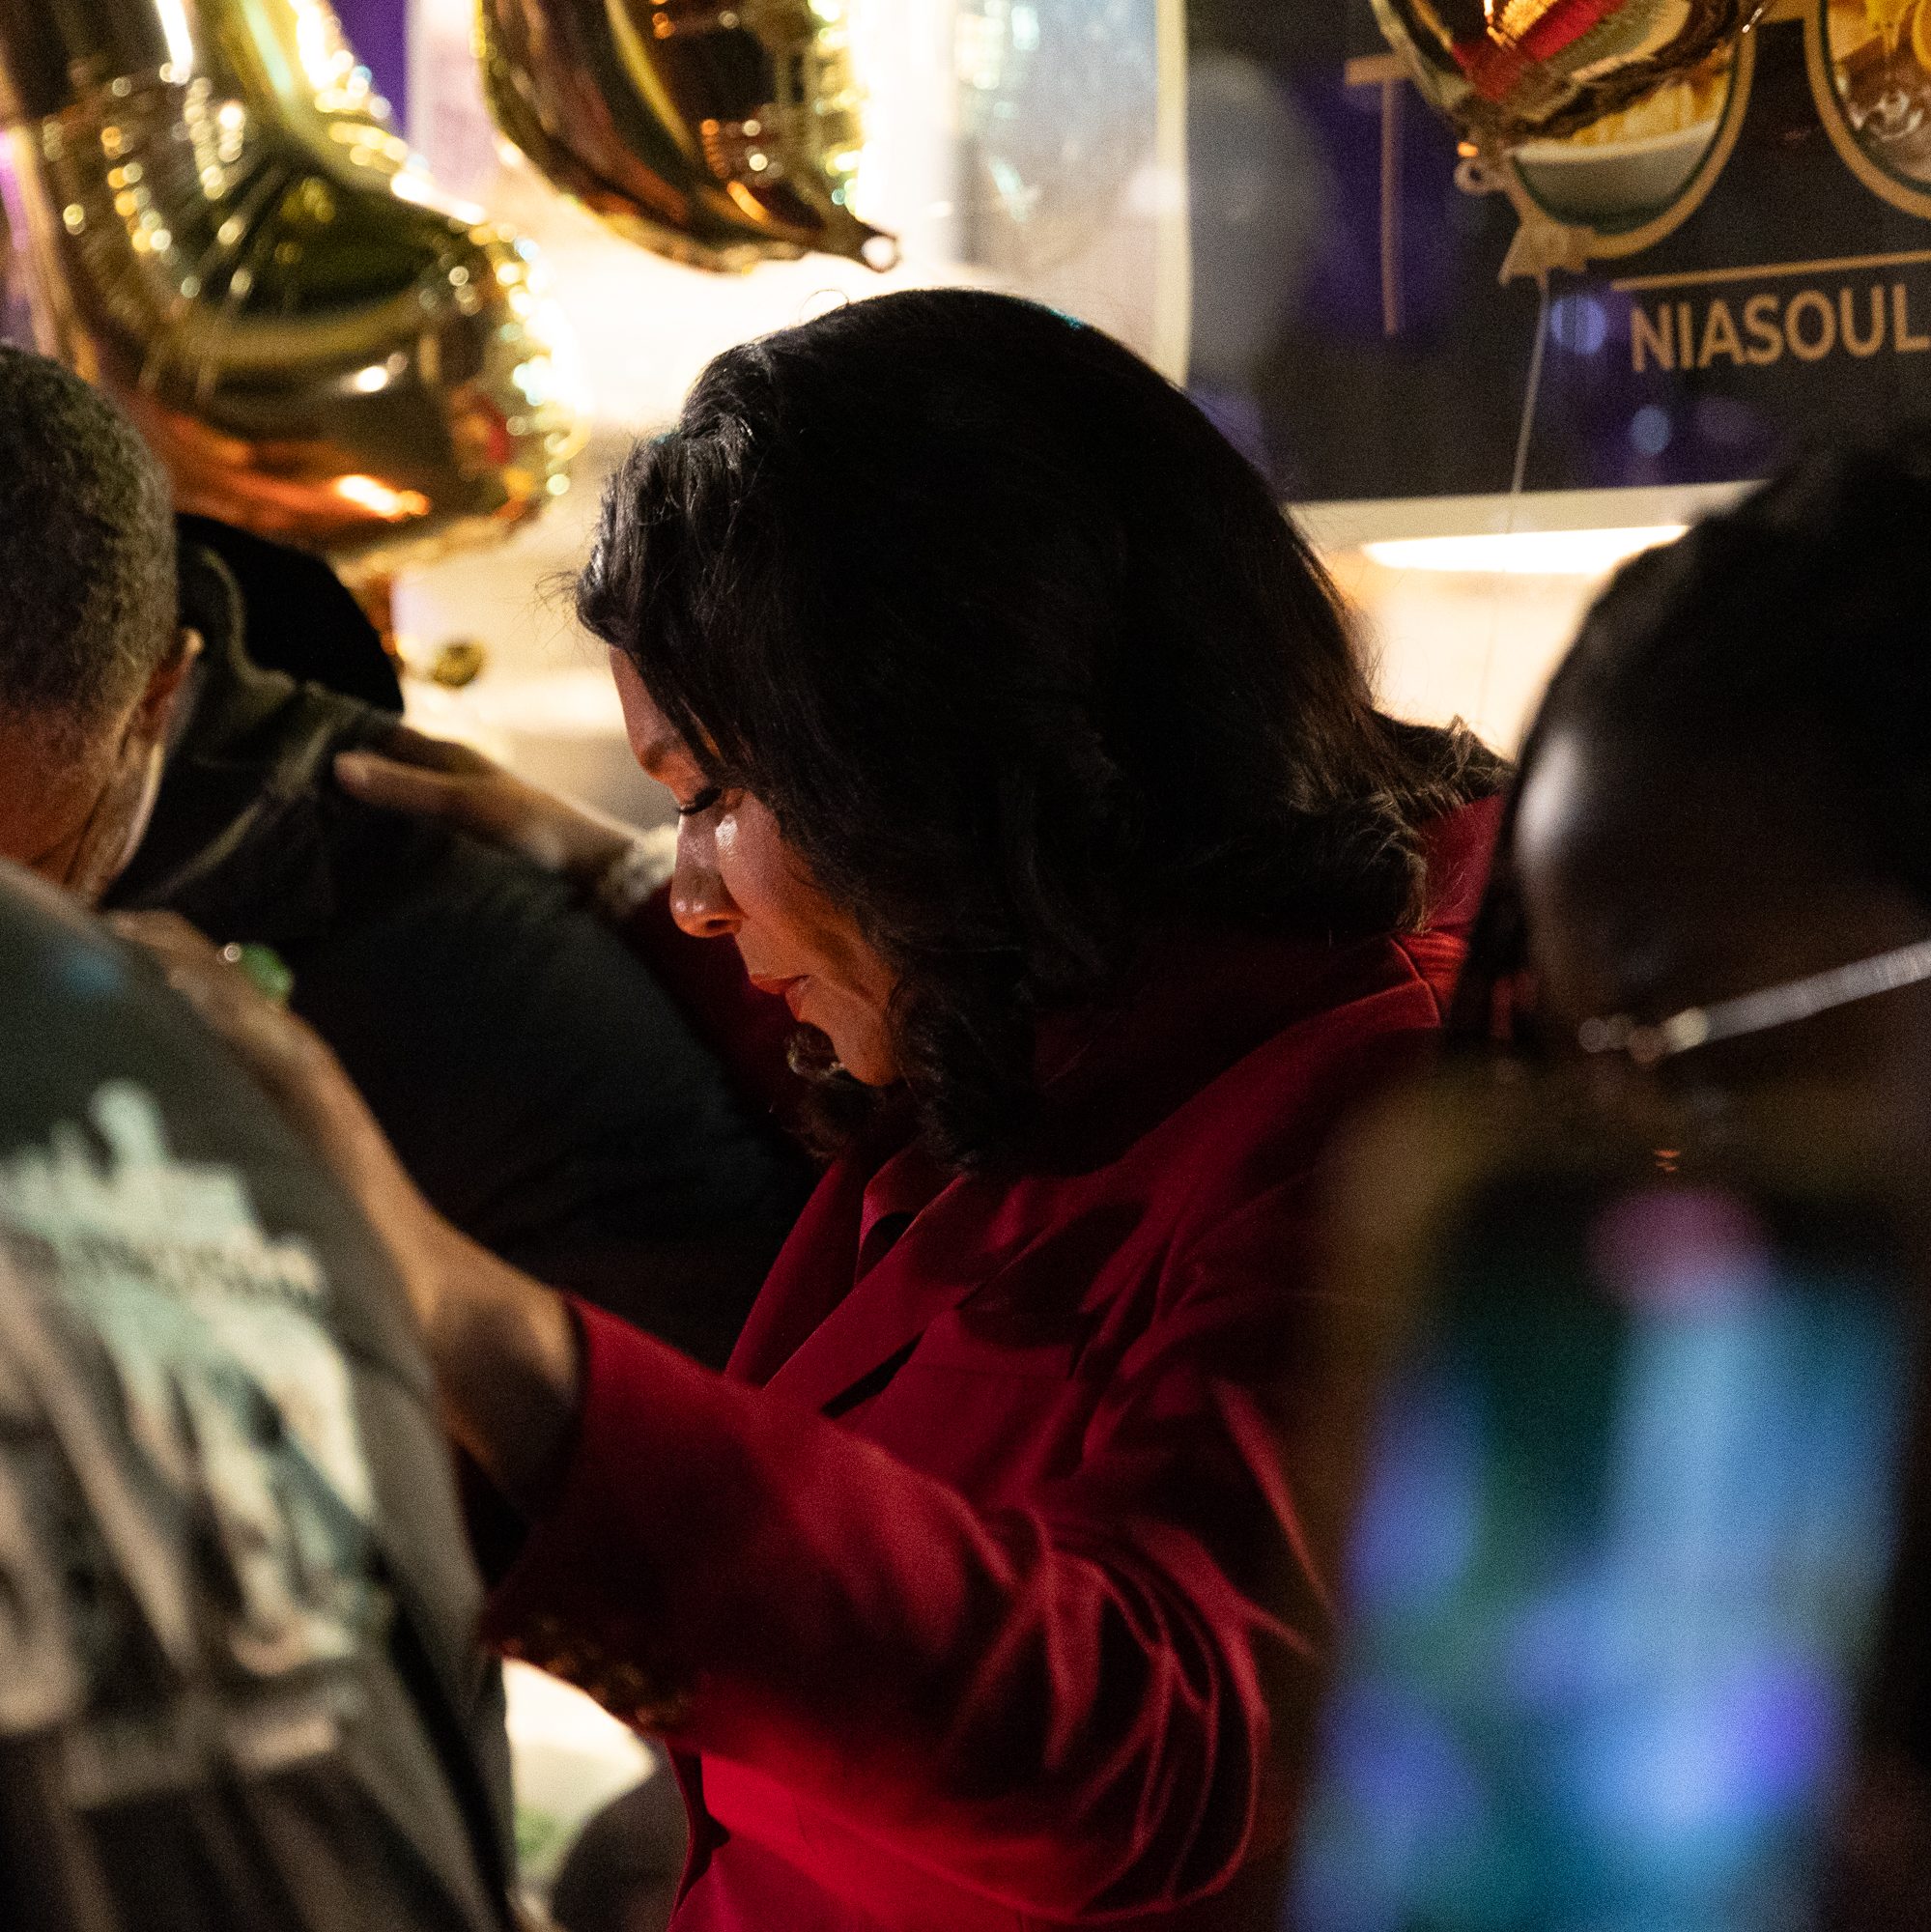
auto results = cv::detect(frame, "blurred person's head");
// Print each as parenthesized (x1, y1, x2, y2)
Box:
(1455, 434, 1931, 1922)
(579, 287, 1504, 1166)
(0, 346, 197, 901)
(1458, 433, 1931, 1160)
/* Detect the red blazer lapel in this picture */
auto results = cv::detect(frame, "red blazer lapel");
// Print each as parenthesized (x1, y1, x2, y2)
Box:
(760, 1171, 1008, 1414)
(724, 1159, 871, 1388)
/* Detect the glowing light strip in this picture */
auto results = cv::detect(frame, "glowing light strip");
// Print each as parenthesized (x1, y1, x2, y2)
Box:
(1362, 525, 1688, 577)
(153, 0, 195, 73)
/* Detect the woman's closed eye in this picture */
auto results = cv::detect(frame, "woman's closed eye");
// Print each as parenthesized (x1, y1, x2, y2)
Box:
(677, 785, 724, 819)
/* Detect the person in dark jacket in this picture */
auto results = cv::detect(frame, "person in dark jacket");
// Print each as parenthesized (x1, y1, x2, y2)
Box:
(0, 343, 812, 1373)
(178, 510, 411, 715)
(0, 858, 519, 1931)
(177, 509, 405, 711)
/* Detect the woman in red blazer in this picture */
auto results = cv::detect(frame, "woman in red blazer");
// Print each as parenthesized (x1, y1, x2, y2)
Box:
(134, 290, 1504, 1930)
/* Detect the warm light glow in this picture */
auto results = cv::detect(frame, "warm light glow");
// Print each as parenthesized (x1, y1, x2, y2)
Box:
(153, 0, 195, 74)
(333, 474, 429, 520)
(1363, 526, 1689, 578)
(293, 0, 354, 94)
(389, 168, 485, 224)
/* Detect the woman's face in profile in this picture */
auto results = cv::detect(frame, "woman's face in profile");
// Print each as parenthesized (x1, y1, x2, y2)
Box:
(612, 651, 901, 1087)
(1513, 724, 1931, 1157)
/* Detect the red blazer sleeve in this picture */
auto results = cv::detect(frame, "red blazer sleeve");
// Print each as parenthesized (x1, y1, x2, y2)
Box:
(484, 1186, 1347, 1921)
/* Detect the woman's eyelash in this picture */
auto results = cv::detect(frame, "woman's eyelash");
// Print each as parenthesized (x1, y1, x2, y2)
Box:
(677, 785, 724, 818)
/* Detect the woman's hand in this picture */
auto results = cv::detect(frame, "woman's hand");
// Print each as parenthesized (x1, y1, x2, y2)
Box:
(111, 911, 583, 1511)
(334, 725, 640, 891)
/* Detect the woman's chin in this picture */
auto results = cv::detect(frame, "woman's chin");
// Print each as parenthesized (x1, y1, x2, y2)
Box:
(832, 1049, 899, 1087)
(817, 1023, 898, 1088)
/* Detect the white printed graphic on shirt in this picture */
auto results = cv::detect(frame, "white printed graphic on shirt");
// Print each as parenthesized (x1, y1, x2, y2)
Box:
(0, 1082, 377, 1767)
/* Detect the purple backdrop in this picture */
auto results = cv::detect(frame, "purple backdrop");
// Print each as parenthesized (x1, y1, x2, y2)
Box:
(335, 0, 411, 129)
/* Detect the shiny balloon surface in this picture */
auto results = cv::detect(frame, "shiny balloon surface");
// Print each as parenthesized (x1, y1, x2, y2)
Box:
(954, 0, 1159, 275)
(1371, 0, 1762, 150)
(477, 0, 894, 273)
(0, 0, 584, 582)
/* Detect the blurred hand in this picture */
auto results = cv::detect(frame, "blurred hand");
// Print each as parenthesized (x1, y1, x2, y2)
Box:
(333, 725, 639, 890)
(110, 911, 582, 1506)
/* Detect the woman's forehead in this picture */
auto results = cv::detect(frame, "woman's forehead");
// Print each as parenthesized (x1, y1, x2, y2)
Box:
(1515, 722, 1892, 992)
(1510, 728, 1689, 916)
(609, 652, 691, 763)
(1513, 730, 1596, 880)
(1519, 724, 1856, 882)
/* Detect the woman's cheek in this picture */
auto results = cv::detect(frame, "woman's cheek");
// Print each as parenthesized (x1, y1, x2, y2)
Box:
(713, 806, 747, 909)
(716, 801, 794, 919)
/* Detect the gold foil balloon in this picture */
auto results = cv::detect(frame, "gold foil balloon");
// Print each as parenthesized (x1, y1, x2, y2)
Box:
(477, 0, 895, 272)
(1371, 0, 1762, 152)
(0, 0, 585, 584)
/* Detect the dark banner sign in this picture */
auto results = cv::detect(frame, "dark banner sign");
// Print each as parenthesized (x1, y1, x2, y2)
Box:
(1187, 2, 1931, 503)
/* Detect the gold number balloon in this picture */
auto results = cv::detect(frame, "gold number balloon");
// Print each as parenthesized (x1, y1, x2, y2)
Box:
(477, 0, 895, 272)
(1372, 0, 1763, 152)
(0, 0, 585, 584)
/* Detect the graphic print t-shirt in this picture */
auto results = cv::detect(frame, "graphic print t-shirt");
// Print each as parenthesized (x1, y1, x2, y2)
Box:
(0, 872, 512, 1932)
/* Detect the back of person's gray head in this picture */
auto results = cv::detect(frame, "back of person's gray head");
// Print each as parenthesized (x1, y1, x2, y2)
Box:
(0, 346, 176, 736)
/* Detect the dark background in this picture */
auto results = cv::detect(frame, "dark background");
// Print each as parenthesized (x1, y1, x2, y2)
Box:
(1186, 5, 1931, 501)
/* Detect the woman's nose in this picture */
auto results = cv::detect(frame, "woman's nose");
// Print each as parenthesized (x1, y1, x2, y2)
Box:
(669, 818, 740, 940)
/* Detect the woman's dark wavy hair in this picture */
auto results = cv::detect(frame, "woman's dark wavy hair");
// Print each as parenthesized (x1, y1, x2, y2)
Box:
(1452, 428, 1931, 1056)
(580, 288, 1505, 1167)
